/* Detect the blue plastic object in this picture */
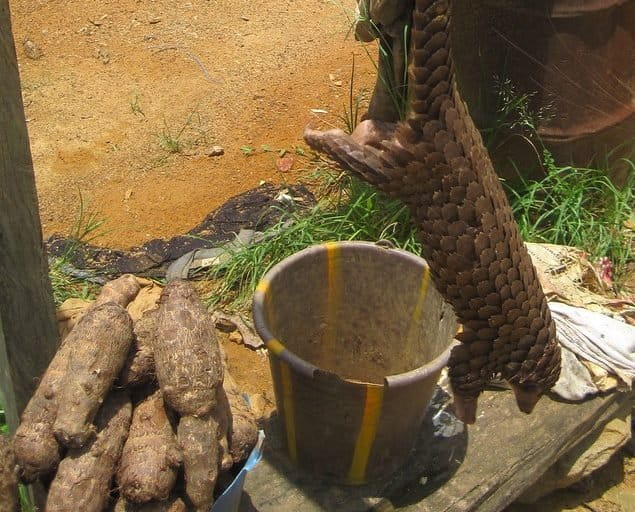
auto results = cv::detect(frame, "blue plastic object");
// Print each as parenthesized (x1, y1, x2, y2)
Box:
(210, 430, 265, 512)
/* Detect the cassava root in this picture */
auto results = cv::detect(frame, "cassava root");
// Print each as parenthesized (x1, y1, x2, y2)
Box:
(46, 391, 133, 512)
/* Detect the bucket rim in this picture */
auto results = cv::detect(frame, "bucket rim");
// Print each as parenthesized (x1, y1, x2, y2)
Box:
(251, 241, 457, 388)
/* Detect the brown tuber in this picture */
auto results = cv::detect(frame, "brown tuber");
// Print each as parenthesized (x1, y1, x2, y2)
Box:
(154, 280, 223, 417)
(0, 435, 19, 512)
(112, 496, 187, 512)
(177, 414, 222, 512)
(46, 391, 132, 512)
(119, 308, 158, 388)
(13, 276, 140, 480)
(94, 274, 141, 309)
(112, 495, 187, 512)
(223, 372, 258, 465)
(13, 338, 70, 482)
(117, 390, 182, 503)
(53, 302, 133, 448)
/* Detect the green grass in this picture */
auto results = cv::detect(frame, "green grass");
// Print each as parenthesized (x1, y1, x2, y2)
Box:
(507, 149, 635, 286)
(336, 55, 369, 134)
(48, 191, 103, 306)
(157, 108, 209, 156)
(207, 165, 419, 309)
(485, 77, 634, 288)
(49, 261, 98, 306)
(208, 139, 634, 308)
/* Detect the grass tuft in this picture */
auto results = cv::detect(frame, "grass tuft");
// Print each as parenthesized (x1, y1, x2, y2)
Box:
(48, 191, 103, 306)
(507, 150, 635, 286)
(337, 55, 369, 134)
(157, 108, 208, 156)
(207, 165, 419, 309)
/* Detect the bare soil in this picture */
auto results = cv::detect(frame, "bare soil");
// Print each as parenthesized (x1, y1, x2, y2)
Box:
(10, 0, 375, 248)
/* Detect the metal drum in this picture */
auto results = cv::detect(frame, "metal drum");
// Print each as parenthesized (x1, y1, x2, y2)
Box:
(452, 0, 635, 186)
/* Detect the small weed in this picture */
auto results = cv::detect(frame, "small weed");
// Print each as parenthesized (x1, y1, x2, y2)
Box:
(336, 55, 369, 134)
(69, 190, 105, 247)
(240, 145, 255, 156)
(130, 93, 145, 117)
(158, 122, 184, 154)
(335, 1, 410, 122)
(261, 144, 288, 157)
(157, 108, 209, 156)
(483, 76, 554, 151)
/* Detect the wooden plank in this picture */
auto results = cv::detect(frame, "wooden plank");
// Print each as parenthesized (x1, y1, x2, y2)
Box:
(0, 0, 59, 433)
(244, 388, 632, 511)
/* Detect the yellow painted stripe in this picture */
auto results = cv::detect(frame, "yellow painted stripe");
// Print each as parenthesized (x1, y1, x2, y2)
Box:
(255, 279, 269, 295)
(279, 361, 297, 464)
(323, 242, 341, 352)
(347, 384, 385, 484)
(256, 279, 276, 333)
(265, 338, 285, 356)
(406, 267, 432, 346)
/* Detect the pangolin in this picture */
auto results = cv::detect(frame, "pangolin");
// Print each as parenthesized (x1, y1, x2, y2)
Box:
(304, 0, 561, 424)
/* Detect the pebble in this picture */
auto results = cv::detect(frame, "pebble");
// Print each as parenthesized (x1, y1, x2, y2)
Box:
(23, 39, 43, 60)
(249, 393, 269, 420)
(94, 47, 110, 64)
(206, 145, 224, 157)
(228, 331, 243, 344)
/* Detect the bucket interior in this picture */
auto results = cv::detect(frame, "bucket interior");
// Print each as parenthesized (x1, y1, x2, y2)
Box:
(261, 243, 457, 384)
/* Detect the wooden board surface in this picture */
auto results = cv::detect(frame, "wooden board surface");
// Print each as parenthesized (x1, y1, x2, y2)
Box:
(244, 387, 632, 512)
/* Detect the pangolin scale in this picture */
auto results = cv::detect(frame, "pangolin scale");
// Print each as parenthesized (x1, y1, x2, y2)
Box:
(304, 0, 561, 423)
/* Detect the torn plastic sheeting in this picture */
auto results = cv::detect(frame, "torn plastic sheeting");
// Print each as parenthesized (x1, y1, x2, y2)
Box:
(166, 229, 257, 282)
(211, 430, 264, 512)
(166, 219, 295, 282)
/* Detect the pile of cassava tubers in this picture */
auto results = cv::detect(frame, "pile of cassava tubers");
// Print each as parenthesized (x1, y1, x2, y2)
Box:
(4, 275, 259, 512)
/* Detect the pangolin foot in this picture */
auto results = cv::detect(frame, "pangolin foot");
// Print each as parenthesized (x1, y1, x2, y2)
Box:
(510, 383, 542, 414)
(452, 394, 478, 425)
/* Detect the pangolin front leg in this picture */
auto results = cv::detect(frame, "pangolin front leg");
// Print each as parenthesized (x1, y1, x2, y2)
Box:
(305, 0, 561, 424)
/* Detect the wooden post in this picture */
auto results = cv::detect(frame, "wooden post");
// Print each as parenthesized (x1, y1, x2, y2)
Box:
(0, 0, 59, 433)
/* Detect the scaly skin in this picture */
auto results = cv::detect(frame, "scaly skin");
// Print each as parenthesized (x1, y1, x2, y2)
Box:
(305, 0, 560, 423)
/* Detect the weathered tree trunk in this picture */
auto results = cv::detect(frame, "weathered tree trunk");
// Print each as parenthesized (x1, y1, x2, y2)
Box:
(0, 0, 58, 433)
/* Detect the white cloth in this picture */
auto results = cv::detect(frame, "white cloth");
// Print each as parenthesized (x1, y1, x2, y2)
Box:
(551, 345, 598, 401)
(550, 301, 635, 388)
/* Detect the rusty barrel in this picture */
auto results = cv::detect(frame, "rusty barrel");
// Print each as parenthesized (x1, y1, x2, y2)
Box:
(452, 0, 635, 186)
(252, 242, 457, 484)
